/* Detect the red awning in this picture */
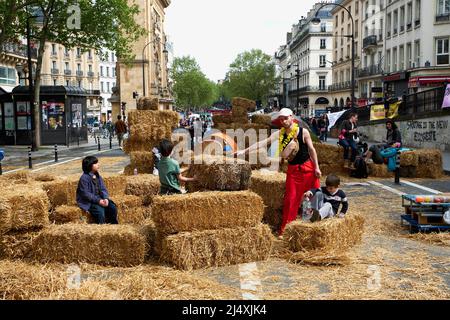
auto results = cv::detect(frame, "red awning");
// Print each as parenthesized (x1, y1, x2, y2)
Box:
(409, 76, 450, 87)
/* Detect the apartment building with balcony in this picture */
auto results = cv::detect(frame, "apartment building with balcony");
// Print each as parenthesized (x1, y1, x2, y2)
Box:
(288, 3, 334, 117)
(330, 0, 362, 109)
(99, 49, 117, 122)
(41, 43, 101, 120)
(274, 34, 292, 109)
(384, 0, 450, 98)
(357, 0, 386, 105)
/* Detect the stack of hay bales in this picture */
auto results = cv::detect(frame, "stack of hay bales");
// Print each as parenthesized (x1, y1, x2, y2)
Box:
(185, 155, 252, 192)
(231, 97, 256, 123)
(251, 114, 272, 126)
(123, 109, 179, 174)
(0, 183, 50, 259)
(137, 97, 159, 111)
(30, 224, 147, 267)
(313, 143, 346, 176)
(284, 212, 364, 265)
(152, 191, 272, 270)
(400, 149, 443, 178)
(250, 171, 286, 231)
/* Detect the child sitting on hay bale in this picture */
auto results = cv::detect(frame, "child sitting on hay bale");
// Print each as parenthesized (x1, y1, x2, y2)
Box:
(157, 139, 196, 195)
(303, 174, 348, 222)
(76, 156, 119, 224)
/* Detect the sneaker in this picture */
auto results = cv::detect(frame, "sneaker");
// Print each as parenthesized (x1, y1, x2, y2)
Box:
(310, 209, 322, 223)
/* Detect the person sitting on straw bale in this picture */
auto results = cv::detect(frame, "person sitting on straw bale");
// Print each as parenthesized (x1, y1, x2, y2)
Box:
(235, 108, 321, 237)
(76, 156, 119, 224)
(157, 139, 196, 195)
(364, 120, 402, 164)
(303, 174, 348, 223)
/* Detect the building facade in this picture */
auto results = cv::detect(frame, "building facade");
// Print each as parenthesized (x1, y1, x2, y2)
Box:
(274, 40, 291, 109)
(99, 49, 117, 122)
(40, 43, 101, 121)
(289, 3, 334, 117)
(383, 0, 450, 98)
(115, 0, 173, 119)
(0, 42, 37, 92)
(330, 0, 362, 109)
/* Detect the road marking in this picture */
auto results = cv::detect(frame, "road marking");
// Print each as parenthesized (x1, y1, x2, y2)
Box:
(31, 157, 83, 172)
(400, 180, 442, 194)
(35, 158, 67, 167)
(238, 262, 262, 300)
(368, 180, 406, 196)
(345, 182, 371, 187)
(84, 148, 120, 155)
(3, 167, 27, 174)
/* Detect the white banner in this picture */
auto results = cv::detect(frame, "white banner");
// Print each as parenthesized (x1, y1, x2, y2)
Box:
(327, 110, 347, 131)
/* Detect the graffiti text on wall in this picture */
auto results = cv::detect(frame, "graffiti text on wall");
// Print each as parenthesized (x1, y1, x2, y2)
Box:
(406, 120, 448, 143)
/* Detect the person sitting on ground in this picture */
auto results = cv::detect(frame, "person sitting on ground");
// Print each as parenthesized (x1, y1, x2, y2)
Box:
(303, 174, 348, 222)
(364, 120, 402, 163)
(157, 139, 196, 195)
(76, 156, 118, 224)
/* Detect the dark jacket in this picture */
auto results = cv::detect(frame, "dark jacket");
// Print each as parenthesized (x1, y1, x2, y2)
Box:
(386, 128, 402, 146)
(342, 120, 357, 140)
(76, 172, 109, 211)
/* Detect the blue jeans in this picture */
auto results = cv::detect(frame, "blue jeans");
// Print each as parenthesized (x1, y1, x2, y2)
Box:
(319, 130, 328, 142)
(339, 138, 358, 162)
(89, 200, 118, 224)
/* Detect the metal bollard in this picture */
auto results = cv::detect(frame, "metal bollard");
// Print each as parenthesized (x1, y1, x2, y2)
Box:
(395, 149, 401, 185)
(109, 134, 112, 149)
(28, 146, 32, 169)
(0, 162, 2, 175)
(98, 137, 101, 151)
(55, 144, 58, 162)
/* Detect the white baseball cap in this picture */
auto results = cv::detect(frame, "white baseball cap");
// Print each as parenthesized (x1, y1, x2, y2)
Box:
(272, 108, 293, 121)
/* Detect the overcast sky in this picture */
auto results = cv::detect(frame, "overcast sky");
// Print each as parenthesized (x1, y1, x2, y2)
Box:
(165, 0, 319, 82)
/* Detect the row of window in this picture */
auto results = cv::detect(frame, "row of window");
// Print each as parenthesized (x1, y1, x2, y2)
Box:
(289, 75, 328, 90)
(50, 44, 116, 62)
(48, 79, 116, 93)
(386, 0, 422, 38)
(50, 61, 115, 77)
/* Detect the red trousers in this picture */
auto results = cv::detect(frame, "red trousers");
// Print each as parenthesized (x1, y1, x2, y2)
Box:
(279, 159, 320, 235)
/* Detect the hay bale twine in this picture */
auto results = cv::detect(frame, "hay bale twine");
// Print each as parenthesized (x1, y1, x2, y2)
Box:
(30, 224, 147, 267)
(186, 156, 252, 192)
(152, 191, 264, 234)
(161, 224, 273, 271)
(284, 213, 364, 253)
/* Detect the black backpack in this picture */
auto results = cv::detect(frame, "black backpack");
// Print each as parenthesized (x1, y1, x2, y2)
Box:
(351, 156, 368, 179)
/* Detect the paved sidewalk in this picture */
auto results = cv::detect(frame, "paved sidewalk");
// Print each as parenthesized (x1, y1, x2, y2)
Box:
(324, 137, 450, 173)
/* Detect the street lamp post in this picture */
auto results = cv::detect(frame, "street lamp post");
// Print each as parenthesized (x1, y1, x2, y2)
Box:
(142, 39, 168, 97)
(312, 3, 356, 109)
(295, 64, 300, 116)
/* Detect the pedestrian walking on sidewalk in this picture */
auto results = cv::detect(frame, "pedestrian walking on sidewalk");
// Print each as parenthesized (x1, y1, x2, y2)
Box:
(115, 115, 127, 148)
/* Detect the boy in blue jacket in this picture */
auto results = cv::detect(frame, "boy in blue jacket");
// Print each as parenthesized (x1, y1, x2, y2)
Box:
(76, 156, 118, 224)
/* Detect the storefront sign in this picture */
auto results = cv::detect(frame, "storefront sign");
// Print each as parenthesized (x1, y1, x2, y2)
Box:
(370, 105, 386, 121)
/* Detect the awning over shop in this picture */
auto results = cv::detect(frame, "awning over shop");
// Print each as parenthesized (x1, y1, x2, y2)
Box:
(409, 76, 450, 88)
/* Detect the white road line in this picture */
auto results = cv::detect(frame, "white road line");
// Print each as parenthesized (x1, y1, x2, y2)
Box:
(400, 180, 442, 194)
(31, 157, 82, 172)
(368, 180, 406, 196)
(35, 158, 67, 167)
(3, 167, 27, 174)
(238, 262, 262, 300)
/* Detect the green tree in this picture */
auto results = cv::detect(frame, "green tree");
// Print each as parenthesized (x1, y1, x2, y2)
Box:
(171, 56, 218, 110)
(6, 0, 145, 149)
(223, 49, 278, 103)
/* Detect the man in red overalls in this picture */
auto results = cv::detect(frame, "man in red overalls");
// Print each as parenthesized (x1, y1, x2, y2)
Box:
(237, 108, 322, 237)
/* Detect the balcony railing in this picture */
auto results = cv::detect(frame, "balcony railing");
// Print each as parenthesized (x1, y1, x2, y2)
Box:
(289, 86, 329, 94)
(51, 68, 59, 75)
(363, 35, 378, 49)
(1, 42, 38, 59)
(87, 71, 95, 77)
(358, 65, 383, 78)
(64, 69, 72, 75)
(329, 81, 358, 92)
(436, 13, 450, 22)
(76, 71, 83, 76)
(86, 90, 100, 95)
(415, 19, 420, 26)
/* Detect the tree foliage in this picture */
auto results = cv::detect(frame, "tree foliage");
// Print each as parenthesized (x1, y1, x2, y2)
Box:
(223, 49, 278, 103)
(171, 56, 218, 110)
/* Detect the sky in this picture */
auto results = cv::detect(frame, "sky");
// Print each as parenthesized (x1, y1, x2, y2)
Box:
(165, 0, 319, 82)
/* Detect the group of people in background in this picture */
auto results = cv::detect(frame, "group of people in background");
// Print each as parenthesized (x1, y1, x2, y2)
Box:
(309, 113, 330, 142)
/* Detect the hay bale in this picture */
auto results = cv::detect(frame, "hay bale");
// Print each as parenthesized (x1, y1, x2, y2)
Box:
(130, 152, 154, 174)
(123, 137, 155, 154)
(50, 205, 92, 224)
(137, 218, 156, 258)
(161, 224, 273, 270)
(125, 174, 160, 197)
(284, 213, 364, 253)
(137, 97, 159, 111)
(127, 110, 179, 129)
(186, 156, 252, 192)
(103, 174, 128, 196)
(400, 151, 419, 167)
(367, 163, 393, 178)
(251, 114, 272, 126)
(123, 165, 135, 176)
(30, 224, 147, 267)
(129, 124, 173, 142)
(42, 176, 79, 208)
(231, 97, 256, 111)
(0, 229, 42, 259)
(213, 114, 233, 125)
(31, 173, 57, 182)
(250, 171, 286, 210)
(0, 186, 50, 233)
(414, 149, 443, 178)
(314, 143, 344, 166)
(231, 115, 248, 124)
(110, 195, 147, 225)
(0, 170, 30, 185)
(152, 191, 264, 234)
